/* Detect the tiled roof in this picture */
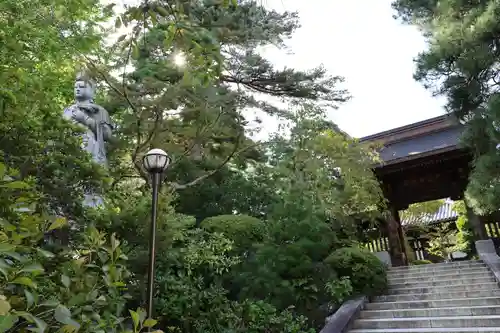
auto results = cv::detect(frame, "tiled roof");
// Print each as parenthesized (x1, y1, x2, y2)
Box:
(377, 126, 463, 163)
(401, 202, 458, 226)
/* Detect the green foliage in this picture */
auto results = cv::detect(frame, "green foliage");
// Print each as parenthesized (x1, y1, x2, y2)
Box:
(0, 0, 391, 331)
(324, 277, 353, 306)
(200, 214, 265, 252)
(427, 222, 457, 259)
(392, 0, 500, 213)
(410, 259, 432, 265)
(452, 201, 473, 254)
(324, 247, 388, 297)
(0, 163, 162, 332)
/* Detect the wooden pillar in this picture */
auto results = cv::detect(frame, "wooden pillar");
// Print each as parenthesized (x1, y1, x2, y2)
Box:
(421, 238, 430, 260)
(465, 202, 488, 240)
(394, 207, 409, 266)
(386, 206, 406, 267)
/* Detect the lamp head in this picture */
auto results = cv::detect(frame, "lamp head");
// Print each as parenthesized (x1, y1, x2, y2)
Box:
(143, 148, 170, 173)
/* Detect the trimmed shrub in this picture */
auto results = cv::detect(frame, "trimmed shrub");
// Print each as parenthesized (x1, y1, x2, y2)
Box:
(200, 214, 265, 252)
(324, 247, 388, 297)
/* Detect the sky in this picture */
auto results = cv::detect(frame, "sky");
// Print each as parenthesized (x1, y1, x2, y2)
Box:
(258, 0, 447, 138)
(108, 0, 447, 139)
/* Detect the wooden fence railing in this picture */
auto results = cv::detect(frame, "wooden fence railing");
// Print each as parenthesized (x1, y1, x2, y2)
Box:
(486, 222, 500, 238)
(364, 237, 389, 253)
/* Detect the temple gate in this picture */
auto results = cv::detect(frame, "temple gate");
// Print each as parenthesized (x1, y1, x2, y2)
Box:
(360, 114, 488, 266)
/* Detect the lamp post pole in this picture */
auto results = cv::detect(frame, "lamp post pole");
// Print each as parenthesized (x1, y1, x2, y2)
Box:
(142, 148, 170, 329)
(146, 171, 160, 323)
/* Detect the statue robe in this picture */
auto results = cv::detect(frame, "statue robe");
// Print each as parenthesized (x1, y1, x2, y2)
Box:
(63, 103, 112, 166)
(63, 103, 113, 207)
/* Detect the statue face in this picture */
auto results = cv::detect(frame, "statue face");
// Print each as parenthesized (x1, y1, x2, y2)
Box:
(74, 80, 94, 101)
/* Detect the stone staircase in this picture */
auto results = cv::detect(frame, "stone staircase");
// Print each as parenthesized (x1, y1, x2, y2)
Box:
(348, 260, 500, 333)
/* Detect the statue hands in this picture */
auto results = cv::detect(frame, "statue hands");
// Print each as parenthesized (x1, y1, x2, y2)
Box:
(77, 102, 99, 113)
(72, 108, 88, 123)
(71, 106, 96, 130)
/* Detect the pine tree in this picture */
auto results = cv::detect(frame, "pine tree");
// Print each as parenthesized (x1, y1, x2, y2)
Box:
(392, 0, 500, 214)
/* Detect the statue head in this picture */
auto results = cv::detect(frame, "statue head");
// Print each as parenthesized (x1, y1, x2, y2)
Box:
(74, 71, 95, 101)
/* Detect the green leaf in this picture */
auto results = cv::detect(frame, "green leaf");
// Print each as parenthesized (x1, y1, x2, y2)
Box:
(132, 43, 139, 59)
(110, 233, 120, 251)
(0, 164, 5, 180)
(3, 180, 28, 189)
(60, 324, 79, 333)
(24, 289, 35, 309)
(0, 259, 10, 280)
(156, 6, 169, 16)
(48, 217, 67, 231)
(61, 275, 70, 288)
(54, 305, 71, 325)
(116, 34, 127, 43)
(115, 17, 122, 29)
(129, 310, 139, 330)
(36, 248, 55, 258)
(0, 314, 16, 332)
(137, 308, 147, 324)
(0, 260, 8, 269)
(149, 9, 158, 25)
(58, 319, 80, 331)
(143, 318, 157, 328)
(0, 244, 15, 253)
(16, 311, 46, 333)
(0, 268, 8, 280)
(20, 263, 44, 274)
(5, 251, 26, 263)
(40, 300, 59, 307)
(10, 277, 36, 288)
(68, 293, 86, 307)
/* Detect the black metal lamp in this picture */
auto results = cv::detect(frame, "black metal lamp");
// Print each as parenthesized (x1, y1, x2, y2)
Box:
(142, 148, 170, 327)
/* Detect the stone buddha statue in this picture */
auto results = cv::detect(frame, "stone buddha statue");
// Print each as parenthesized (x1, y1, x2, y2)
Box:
(63, 72, 113, 207)
(63, 72, 113, 166)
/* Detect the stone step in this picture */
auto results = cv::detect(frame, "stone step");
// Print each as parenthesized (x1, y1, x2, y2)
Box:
(374, 290, 500, 302)
(359, 305, 500, 319)
(388, 268, 490, 281)
(387, 263, 488, 278)
(388, 282, 499, 295)
(349, 328, 500, 333)
(365, 297, 500, 310)
(389, 260, 482, 271)
(388, 269, 492, 284)
(352, 315, 500, 329)
(389, 275, 495, 289)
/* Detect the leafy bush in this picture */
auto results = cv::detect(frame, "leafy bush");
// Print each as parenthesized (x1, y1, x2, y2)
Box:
(325, 276, 353, 305)
(151, 226, 314, 332)
(0, 162, 162, 332)
(324, 247, 387, 297)
(411, 259, 432, 265)
(200, 214, 265, 252)
(0, 217, 162, 332)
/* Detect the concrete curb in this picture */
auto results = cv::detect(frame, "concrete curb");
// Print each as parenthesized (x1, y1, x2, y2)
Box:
(320, 296, 367, 333)
(476, 239, 500, 284)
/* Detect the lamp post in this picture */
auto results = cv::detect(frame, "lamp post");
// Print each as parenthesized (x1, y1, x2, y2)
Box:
(142, 148, 170, 324)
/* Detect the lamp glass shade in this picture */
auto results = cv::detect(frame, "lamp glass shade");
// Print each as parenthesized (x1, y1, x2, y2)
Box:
(143, 148, 170, 172)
